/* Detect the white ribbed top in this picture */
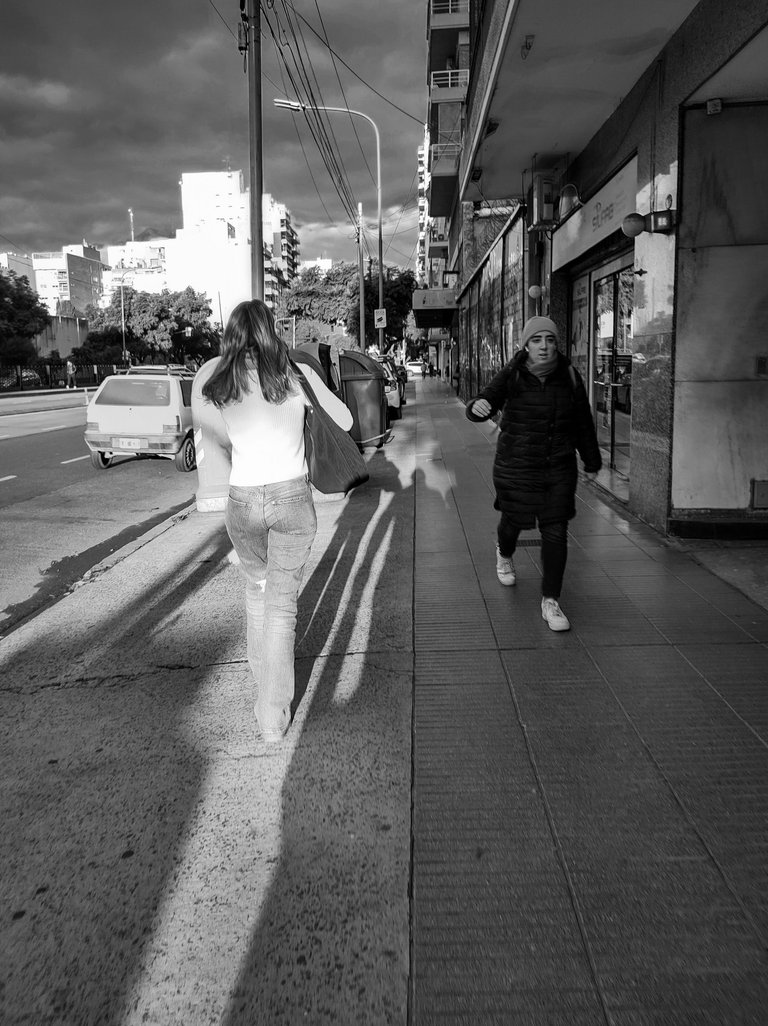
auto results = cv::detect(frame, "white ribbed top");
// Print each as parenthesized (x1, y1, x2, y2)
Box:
(219, 364, 352, 486)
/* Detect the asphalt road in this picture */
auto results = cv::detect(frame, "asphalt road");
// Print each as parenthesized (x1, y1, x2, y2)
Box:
(0, 395, 197, 637)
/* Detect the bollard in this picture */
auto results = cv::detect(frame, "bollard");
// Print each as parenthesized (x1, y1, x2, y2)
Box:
(191, 358, 231, 513)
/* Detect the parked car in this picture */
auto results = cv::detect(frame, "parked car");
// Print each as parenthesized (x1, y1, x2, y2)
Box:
(0, 367, 43, 391)
(379, 355, 407, 404)
(405, 360, 423, 379)
(376, 357, 403, 422)
(84, 365, 197, 471)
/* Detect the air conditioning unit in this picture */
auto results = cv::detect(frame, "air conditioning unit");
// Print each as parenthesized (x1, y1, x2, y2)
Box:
(529, 174, 555, 230)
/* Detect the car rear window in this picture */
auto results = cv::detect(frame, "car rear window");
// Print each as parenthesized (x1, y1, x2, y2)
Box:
(95, 378, 171, 406)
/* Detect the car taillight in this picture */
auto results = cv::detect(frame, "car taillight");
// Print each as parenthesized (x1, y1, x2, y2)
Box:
(86, 421, 99, 429)
(162, 416, 181, 432)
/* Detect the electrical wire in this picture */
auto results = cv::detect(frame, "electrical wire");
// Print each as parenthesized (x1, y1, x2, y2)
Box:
(280, 0, 423, 125)
(206, 0, 237, 39)
(268, 2, 360, 225)
(263, 4, 359, 226)
(312, 0, 375, 186)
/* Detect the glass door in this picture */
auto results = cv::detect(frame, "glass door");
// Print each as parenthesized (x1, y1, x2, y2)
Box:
(592, 264, 633, 474)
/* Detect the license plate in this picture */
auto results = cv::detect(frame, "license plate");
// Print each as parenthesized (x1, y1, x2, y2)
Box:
(113, 437, 142, 450)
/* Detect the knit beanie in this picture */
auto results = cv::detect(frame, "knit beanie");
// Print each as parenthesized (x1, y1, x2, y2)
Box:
(521, 316, 559, 348)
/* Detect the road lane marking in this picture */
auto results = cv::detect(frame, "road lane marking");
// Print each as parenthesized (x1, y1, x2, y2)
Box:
(0, 475, 17, 483)
(61, 455, 90, 464)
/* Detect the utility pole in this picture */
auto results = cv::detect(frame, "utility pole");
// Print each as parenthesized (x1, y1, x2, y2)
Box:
(358, 202, 366, 350)
(241, 0, 264, 300)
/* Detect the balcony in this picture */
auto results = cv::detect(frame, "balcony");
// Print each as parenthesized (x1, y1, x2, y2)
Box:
(427, 0, 469, 76)
(429, 68, 469, 104)
(427, 142, 461, 217)
(427, 219, 449, 259)
(411, 286, 457, 330)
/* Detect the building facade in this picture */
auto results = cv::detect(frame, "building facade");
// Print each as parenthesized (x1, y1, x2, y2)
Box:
(32, 243, 104, 317)
(415, 0, 768, 537)
(0, 252, 35, 288)
(165, 171, 301, 323)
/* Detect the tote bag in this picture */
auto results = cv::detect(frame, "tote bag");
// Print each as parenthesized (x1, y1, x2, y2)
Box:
(292, 364, 369, 495)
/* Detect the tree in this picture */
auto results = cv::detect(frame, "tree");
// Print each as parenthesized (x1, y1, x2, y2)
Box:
(79, 287, 218, 363)
(284, 261, 418, 351)
(0, 271, 49, 364)
(284, 263, 359, 328)
(346, 263, 418, 350)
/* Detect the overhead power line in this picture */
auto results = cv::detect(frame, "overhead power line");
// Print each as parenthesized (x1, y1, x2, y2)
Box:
(279, 0, 424, 126)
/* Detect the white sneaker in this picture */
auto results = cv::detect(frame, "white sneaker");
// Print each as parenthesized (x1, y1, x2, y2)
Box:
(541, 597, 570, 632)
(495, 545, 516, 586)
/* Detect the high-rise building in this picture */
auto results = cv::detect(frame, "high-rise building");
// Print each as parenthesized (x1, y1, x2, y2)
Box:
(165, 170, 300, 323)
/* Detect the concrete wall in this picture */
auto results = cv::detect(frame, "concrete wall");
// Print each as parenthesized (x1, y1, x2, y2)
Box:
(33, 315, 89, 358)
(673, 103, 768, 512)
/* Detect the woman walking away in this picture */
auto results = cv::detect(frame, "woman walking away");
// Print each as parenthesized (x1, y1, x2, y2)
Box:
(466, 316, 601, 632)
(202, 300, 353, 742)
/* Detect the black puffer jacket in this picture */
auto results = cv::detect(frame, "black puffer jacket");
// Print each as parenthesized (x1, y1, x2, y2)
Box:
(466, 351, 601, 527)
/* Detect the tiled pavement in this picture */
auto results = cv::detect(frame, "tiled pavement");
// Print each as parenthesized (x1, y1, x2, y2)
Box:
(410, 377, 768, 1025)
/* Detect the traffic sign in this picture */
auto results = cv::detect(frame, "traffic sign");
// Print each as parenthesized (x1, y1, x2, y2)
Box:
(374, 308, 387, 329)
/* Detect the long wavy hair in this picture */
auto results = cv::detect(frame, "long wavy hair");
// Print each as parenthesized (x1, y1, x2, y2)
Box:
(202, 299, 295, 408)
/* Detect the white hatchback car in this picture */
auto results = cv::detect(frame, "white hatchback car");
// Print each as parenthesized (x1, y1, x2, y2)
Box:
(84, 365, 197, 472)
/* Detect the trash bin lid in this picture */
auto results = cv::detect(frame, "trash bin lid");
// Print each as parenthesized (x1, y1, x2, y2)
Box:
(338, 349, 386, 380)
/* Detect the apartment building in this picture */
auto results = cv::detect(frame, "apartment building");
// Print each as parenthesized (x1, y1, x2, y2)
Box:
(0, 252, 35, 288)
(32, 243, 104, 317)
(165, 171, 300, 323)
(415, 0, 768, 536)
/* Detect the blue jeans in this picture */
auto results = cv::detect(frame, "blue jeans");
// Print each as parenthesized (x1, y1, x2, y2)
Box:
(225, 477, 317, 733)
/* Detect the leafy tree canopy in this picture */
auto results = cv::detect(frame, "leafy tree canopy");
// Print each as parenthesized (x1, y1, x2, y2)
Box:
(283, 261, 417, 350)
(0, 270, 49, 363)
(79, 287, 219, 364)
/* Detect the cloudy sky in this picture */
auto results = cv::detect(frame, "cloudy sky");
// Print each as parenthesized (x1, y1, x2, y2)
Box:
(0, 0, 427, 270)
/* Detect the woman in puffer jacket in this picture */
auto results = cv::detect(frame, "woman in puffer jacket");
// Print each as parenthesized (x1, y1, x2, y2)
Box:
(466, 316, 601, 632)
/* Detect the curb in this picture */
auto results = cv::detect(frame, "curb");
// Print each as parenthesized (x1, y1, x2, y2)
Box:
(71, 502, 200, 590)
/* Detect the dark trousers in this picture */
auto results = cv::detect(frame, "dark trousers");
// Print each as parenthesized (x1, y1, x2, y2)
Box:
(497, 515, 568, 599)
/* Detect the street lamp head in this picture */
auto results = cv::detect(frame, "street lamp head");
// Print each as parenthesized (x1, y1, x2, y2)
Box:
(274, 98, 304, 111)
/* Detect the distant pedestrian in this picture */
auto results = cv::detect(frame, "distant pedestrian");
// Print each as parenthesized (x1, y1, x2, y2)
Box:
(428, 362, 435, 378)
(421, 359, 427, 379)
(202, 299, 353, 742)
(65, 359, 76, 388)
(466, 316, 601, 632)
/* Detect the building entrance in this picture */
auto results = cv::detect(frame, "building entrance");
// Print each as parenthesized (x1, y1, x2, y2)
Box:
(591, 261, 634, 475)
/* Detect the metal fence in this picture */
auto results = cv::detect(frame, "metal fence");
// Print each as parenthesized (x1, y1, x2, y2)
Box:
(0, 360, 128, 392)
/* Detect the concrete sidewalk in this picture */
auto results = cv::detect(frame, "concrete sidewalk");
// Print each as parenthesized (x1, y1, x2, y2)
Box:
(2, 377, 768, 1024)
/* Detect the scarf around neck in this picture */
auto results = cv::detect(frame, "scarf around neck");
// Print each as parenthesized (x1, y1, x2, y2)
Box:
(526, 352, 558, 381)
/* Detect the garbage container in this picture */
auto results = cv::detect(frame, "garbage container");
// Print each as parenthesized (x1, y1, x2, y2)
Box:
(338, 349, 388, 450)
(294, 342, 340, 393)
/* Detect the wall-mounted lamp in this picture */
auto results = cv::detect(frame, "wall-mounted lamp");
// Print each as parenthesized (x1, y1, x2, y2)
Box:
(528, 283, 547, 313)
(521, 35, 535, 60)
(556, 184, 582, 221)
(621, 210, 677, 238)
(470, 167, 483, 183)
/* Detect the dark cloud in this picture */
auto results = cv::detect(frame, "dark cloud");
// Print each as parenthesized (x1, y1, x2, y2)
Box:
(1, 0, 425, 267)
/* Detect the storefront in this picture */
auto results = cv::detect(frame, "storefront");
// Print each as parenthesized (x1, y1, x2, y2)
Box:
(552, 159, 638, 499)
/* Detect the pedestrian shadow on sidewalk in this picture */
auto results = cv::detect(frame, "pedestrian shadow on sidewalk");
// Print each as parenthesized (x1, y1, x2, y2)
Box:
(0, 527, 238, 1024)
(217, 461, 455, 1024)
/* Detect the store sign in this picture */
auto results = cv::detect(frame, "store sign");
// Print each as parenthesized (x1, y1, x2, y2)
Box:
(552, 157, 638, 271)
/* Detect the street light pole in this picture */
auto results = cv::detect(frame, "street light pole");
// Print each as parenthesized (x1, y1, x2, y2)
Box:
(274, 98, 384, 351)
(358, 202, 366, 349)
(120, 283, 126, 363)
